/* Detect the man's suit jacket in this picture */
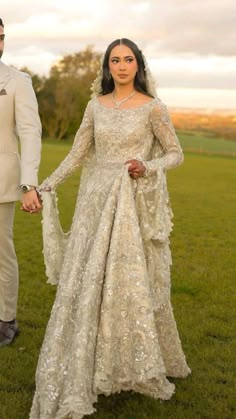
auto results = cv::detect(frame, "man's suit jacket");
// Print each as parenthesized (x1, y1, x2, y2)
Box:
(0, 60, 41, 203)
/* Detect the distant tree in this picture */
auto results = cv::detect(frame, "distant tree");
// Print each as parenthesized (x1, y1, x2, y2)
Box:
(39, 46, 102, 139)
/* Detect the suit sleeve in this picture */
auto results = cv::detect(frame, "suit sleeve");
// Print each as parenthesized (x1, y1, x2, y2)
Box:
(15, 72, 42, 186)
(143, 101, 184, 174)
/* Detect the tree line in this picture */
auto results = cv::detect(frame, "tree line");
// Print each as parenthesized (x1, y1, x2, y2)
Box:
(22, 46, 102, 140)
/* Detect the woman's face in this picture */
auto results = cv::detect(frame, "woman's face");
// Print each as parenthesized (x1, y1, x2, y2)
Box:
(108, 44, 138, 87)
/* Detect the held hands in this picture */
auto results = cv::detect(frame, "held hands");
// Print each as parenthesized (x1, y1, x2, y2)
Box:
(126, 159, 146, 179)
(21, 189, 42, 214)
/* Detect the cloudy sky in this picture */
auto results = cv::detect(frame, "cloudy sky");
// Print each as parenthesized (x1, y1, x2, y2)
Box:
(1, 0, 235, 109)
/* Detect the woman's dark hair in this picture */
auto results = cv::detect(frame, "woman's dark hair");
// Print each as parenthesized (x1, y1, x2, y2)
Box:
(101, 38, 153, 97)
(0, 19, 4, 28)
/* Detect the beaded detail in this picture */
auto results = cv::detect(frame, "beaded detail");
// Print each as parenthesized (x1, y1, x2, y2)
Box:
(30, 97, 190, 419)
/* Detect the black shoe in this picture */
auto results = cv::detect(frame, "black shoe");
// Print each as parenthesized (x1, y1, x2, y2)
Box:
(0, 319, 19, 347)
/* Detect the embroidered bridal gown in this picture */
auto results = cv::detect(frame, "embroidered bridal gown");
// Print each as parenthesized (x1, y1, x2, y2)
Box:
(30, 97, 190, 419)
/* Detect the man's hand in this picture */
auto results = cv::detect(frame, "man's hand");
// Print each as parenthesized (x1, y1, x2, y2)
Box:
(21, 189, 42, 213)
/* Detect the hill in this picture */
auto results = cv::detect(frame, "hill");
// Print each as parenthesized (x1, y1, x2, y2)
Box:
(170, 108, 236, 142)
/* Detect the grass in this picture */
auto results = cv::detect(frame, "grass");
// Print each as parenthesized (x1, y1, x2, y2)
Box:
(178, 131, 236, 157)
(0, 139, 235, 419)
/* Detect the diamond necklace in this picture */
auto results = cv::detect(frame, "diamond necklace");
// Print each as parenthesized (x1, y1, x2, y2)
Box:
(111, 90, 136, 109)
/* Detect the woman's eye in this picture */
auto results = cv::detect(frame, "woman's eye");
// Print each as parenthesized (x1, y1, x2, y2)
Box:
(126, 58, 134, 63)
(111, 59, 119, 63)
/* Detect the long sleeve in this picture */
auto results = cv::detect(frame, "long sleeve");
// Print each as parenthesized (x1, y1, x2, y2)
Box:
(15, 72, 42, 186)
(40, 100, 94, 190)
(144, 101, 184, 174)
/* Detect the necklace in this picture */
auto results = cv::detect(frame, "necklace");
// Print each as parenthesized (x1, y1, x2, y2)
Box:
(112, 90, 136, 109)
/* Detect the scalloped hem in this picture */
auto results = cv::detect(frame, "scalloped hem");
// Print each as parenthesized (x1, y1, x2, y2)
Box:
(30, 373, 185, 419)
(166, 366, 191, 378)
(55, 404, 96, 419)
(30, 401, 96, 419)
(94, 373, 176, 402)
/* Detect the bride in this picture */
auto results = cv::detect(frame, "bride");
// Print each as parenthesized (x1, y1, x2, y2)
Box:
(30, 38, 190, 419)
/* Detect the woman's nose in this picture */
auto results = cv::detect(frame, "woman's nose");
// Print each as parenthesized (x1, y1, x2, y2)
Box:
(118, 60, 126, 70)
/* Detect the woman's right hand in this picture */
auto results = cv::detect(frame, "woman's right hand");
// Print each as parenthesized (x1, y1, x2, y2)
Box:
(126, 159, 146, 179)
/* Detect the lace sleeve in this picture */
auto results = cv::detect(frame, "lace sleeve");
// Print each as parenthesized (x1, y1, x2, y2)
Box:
(40, 100, 94, 190)
(143, 101, 184, 174)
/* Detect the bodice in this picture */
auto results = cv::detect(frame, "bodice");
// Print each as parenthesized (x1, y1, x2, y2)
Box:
(93, 98, 156, 165)
(40, 96, 183, 190)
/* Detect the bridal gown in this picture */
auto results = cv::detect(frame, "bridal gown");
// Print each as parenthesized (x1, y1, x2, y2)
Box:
(30, 97, 190, 419)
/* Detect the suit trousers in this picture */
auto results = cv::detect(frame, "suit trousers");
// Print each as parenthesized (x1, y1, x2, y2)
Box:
(0, 202, 19, 321)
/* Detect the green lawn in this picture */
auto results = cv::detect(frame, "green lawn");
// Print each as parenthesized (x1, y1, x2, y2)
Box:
(178, 131, 236, 157)
(0, 142, 235, 419)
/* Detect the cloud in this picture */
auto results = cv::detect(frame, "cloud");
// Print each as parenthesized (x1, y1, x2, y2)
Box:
(1, 0, 235, 104)
(150, 0, 236, 56)
(150, 56, 236, 89)
(2, 0, 235, 55)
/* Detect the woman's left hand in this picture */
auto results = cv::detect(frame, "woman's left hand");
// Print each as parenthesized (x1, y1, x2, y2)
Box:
(126, 159, 146, 179)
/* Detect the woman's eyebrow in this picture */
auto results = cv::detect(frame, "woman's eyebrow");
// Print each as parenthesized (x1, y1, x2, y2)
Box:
(110, 55, 134, 59)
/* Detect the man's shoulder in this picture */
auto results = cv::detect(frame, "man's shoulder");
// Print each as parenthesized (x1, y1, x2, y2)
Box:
(8, 66, 31, 81)
(0, 61, 31, 81)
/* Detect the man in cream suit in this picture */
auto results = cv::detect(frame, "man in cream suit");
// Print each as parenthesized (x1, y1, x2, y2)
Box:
(0, 18, 42, 346)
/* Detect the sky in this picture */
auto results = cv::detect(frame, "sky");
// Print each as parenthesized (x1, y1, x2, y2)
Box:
(1, 0, 236, 109)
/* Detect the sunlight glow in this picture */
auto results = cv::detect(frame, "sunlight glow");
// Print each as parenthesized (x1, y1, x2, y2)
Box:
(158, 88, 236, 110)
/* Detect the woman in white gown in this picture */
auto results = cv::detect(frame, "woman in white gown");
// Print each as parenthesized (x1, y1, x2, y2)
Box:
(30, 38, 190, 419)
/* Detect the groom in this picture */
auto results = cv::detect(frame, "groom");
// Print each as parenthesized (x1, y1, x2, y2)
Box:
(0, 18, 42, 346)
